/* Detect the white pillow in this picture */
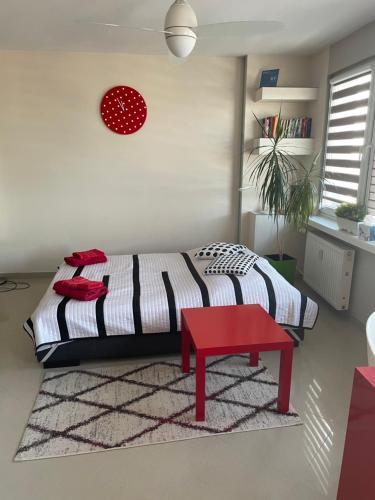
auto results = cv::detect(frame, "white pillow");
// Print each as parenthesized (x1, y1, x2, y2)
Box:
(204, 252, 259, 276)
(195, 242, 246, 260)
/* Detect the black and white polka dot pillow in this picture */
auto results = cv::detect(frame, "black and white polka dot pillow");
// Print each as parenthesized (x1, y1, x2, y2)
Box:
(195, 242, 245, 260)
(236, 244, 248, 254)
(204, 253, 259, 276)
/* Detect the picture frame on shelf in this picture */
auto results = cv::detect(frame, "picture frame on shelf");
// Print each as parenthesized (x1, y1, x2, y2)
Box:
(259, 69, 279, 88)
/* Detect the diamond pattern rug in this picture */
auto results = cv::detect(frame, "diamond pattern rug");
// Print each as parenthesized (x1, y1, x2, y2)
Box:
(15, 355, 302, 461)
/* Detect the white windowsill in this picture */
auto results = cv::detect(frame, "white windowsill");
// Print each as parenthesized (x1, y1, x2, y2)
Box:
(308, 215, 375, 255)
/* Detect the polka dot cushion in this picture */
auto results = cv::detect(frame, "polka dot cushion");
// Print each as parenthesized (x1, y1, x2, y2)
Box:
(204, 252, 259, 276)
(195, 242, 246, 260)
(236, 244, 248, 254)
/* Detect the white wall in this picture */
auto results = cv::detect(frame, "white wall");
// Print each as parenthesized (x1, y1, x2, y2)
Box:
(329, 20, 375, 74)
(308, 49, 330, 152)
(0, 51, 242, 273)
(327, 22, 375, 324)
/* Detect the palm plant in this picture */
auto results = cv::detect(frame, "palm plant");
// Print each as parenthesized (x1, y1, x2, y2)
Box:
(243, 111, 323, 260)
(285, 152, 324, 230)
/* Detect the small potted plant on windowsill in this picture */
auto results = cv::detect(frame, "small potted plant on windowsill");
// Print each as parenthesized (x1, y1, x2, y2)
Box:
(335, 203, 366, 236)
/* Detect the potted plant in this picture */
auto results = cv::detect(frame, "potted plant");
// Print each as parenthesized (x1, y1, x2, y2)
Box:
(335, 203, 366, 235)
(243, 112, 323, 284)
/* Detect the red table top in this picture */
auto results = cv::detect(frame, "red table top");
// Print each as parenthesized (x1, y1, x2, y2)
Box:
(356, 366, 375, 387)
(182, 304, 293, 354)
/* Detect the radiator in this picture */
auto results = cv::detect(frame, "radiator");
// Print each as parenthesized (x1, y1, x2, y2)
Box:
(303, 231, 355, 310)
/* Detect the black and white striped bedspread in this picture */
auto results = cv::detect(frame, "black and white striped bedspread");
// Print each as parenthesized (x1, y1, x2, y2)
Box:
(24, 250, 318, 351)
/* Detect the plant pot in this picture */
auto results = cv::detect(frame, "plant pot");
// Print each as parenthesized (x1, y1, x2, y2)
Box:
(265, 254, 297, 284)
(336, 216, 360, 236)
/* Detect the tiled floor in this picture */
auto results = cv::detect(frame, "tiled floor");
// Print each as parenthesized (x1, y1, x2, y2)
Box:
(0, 275, 367, 500)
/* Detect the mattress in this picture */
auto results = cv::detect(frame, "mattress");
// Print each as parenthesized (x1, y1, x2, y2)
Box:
(24, 250, 319, 352)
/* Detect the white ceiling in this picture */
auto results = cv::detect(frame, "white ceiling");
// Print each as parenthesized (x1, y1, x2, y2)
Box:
(1, 0, 375, 56)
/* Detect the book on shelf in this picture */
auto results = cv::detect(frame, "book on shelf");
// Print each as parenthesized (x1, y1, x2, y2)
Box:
(261, 116, 312, 139)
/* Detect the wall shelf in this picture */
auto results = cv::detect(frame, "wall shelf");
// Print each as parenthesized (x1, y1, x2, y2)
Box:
(251, 138, 314, 156)
(255, 87, 318, 103)
(309, 215, 375, 256)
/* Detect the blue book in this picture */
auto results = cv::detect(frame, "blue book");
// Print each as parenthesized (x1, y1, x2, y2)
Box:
(260, 69, 279, 88)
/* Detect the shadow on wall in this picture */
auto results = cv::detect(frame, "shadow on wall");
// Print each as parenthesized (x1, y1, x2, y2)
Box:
(0, 211, 240, 274)
(242, 211, 307, 270)
(0, 244, 71, 275)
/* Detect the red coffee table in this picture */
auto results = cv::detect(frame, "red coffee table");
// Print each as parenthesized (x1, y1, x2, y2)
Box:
(181, 304, 294, 421)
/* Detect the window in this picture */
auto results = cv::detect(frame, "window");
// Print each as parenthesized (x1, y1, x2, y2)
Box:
(321, 64, 375, 215)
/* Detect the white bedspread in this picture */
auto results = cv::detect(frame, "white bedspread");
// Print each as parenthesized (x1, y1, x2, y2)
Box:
(24, 250, 318, 351)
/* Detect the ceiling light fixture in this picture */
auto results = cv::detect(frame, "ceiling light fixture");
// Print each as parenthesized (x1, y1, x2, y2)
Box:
(164, 0, 198, 58)
(85, 1, 284, 61)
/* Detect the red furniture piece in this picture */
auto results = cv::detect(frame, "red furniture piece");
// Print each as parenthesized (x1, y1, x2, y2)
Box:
(181, 304, 294, 421)
(337, 367, 375, 500)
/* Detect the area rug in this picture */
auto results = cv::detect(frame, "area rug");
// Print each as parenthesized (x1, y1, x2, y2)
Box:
(15, 355, 302, 461)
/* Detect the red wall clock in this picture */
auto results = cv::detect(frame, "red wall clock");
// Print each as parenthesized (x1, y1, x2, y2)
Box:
(100, 86, 147, 135)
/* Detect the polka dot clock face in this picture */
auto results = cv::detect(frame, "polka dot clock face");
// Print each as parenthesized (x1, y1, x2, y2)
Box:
(100, 86, 147, 135)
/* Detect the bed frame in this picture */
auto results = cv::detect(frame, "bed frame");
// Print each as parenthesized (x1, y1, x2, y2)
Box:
(39, 327, 305, 369)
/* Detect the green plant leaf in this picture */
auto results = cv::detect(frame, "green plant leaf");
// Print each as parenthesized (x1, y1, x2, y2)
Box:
(335, 203, 366, 222)
(244, 112, 325, 254)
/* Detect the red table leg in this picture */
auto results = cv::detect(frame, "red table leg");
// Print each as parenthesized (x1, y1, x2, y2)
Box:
(181, 317, 191, 374)
(196, 353, 206, 421)
(277, 347, 293, 413)
(250, 352, 259, 367)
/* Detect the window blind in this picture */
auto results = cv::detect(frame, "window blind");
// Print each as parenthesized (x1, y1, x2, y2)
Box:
(322, 70, 372, 210)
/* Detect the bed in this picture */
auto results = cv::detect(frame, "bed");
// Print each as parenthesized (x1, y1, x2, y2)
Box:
(24, 249, 319, 368)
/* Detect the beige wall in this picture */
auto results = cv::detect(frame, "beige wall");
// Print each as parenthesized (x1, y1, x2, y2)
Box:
(0, 51, 242, 273)
(240, 52, 329, 268)
(241, 53, 328, 215)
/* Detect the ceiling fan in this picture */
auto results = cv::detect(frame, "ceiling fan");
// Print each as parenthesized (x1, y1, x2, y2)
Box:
(87, 0, 283, 59)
